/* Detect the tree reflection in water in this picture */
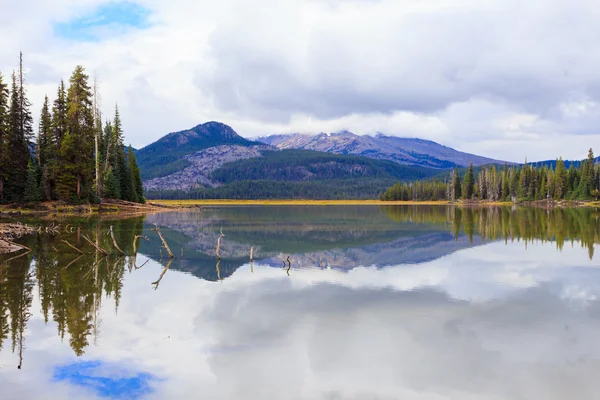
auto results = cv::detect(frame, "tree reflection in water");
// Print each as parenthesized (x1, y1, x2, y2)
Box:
(0, 206, 598, 365)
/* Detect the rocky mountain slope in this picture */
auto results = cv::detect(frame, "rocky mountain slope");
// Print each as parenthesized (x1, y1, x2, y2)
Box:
(136, 121, 259, 180)
(143, 144, 273, 191)
(258, 131, 503, 168)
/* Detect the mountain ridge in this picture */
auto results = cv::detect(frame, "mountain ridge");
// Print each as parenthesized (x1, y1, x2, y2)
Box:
(136, 121, 260, 180)
(256, 131, 504, 168)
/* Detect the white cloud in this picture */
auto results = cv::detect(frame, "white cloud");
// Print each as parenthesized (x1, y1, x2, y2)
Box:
(2, 0, 600, 161)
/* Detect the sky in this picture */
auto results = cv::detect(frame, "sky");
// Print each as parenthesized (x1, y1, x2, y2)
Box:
(1, 0, 600, 162)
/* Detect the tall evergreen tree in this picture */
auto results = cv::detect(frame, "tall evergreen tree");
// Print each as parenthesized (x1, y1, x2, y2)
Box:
(59, 66, 94, 200)
(55, 132, 79, 200)
(6, 58, 33, 203)
(452, 166, 461, 201)
(463, 162, 475, 200)
(555, 158, 567, 200)
(128, 146, 144, 203)
(47, 81, 68, 200)
(37, 96, 52, 200)
(23, 159, 42, 203)
(0, 72, 9, 202)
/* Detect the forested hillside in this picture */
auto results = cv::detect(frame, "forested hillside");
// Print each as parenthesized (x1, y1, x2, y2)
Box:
(211, 150, 436, 183)
(145, 149, 439, 199)
(0, 53, 144, 204)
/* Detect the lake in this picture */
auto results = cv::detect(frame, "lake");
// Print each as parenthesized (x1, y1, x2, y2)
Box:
(1, 205, 599, 399)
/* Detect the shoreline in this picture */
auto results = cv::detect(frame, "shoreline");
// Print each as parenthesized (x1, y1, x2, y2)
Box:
(1, 199, 598, 215)
(0, 199, 188, 217)
(151, 199, 600, 207)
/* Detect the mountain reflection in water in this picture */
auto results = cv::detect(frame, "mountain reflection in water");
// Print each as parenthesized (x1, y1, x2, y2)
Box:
(0, 205, 599, 399)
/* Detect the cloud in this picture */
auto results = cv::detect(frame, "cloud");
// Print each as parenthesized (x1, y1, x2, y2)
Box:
(2, 0, 600, 161)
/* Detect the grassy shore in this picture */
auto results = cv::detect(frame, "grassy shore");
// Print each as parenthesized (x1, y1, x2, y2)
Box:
(154, 199, 474, 206)
(152, 199, 600, 207)
(0, 199, 178, 217)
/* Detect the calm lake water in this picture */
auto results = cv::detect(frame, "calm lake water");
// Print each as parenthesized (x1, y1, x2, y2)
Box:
(1, 205, 600, 399)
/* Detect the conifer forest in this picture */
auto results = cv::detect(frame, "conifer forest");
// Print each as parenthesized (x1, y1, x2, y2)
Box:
(0, 53, 144, 204)
(381, 151, 600, 202)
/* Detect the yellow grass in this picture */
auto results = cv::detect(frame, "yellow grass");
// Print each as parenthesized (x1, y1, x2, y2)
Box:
(153, 199, 452, 206)
(151, 199, 598, 207)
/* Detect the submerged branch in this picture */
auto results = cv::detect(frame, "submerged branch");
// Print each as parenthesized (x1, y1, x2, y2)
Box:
(61, 240, 84, 254)
(82, 234, 109, 256)
(151, 224, 174, 258)
(132, 235, 149, 256)
(216, 227, 225, 260)
(62, 255, 83, 270)
(108, 226, 125, 255)
(151, 259, 173, 290)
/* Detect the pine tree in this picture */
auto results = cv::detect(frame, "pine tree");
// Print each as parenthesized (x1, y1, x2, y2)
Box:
(501, 164, 510, 201)
(555, 158, 567, 200)
(452, 166, 461, 201)
(6, 56, 33, 203)
(55, 132, 79, 201)
(37, 96, 52, 200)
(585, 149, 595, 197)
(118, 151, 134, 201)
(23, 159, 42, 203)
(104, 169, 120, 199)
(51, 81, 67, 147)
(59, 66, 94, 200)
(0, 72, 9, 202)
(48, 81, 67, 200)
(463, 163, 475, 200)
(128, 146, 144, 203)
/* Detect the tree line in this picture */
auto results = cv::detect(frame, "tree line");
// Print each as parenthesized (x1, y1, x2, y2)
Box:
(383, 205, 599, 259)
(0, 53, 144, 204)
(381, 149, 600, 202)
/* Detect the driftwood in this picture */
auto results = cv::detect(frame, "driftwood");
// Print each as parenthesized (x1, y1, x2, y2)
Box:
(81, 234, 109, 256)
(135, 259, 149, 270)
(132, 235, 150, 269)
(61, 240, 84, 254)
(108, 226, 125, 255)
(216, 228, 225, 260)
(151, 259, 173, 290)
(133, 235, 149, 256)
(0, 223, 35, 254)
(0, 248, 31, 263)
(152, 224, 174, 258)
(62, 255, 83, 270)
(250, 246, 254, 262)
(216, 258, 222, 281)
(284, 256, 291, 275)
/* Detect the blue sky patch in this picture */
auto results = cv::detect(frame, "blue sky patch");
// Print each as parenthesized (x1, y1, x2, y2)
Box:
(53, 360, 155, 399)
(54, 2, 151, 41)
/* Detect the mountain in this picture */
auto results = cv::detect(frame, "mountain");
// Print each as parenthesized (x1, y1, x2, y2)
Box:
(257, 131, 503, 168)
(136, 121, 260, 180)
(139, 122, 444, 198)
